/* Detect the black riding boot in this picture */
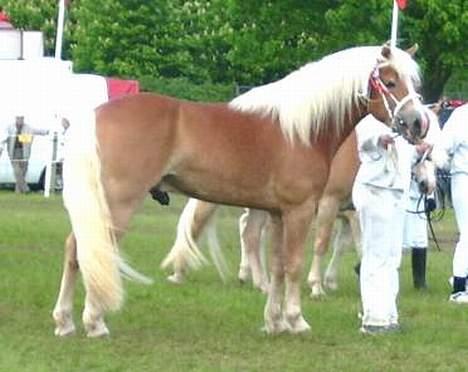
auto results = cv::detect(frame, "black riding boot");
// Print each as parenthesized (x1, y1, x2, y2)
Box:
(412, 248, 427, 289)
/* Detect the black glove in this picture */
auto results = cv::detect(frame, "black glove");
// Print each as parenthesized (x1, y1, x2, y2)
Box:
(425, 197, 436, 213)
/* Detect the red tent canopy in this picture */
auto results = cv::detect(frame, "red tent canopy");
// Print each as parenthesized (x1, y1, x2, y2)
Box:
(106, 78, 139, 100)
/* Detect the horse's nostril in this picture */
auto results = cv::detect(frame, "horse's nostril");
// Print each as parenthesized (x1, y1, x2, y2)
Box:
(419, 181, 428, 194)
(413, 118, 421, 132)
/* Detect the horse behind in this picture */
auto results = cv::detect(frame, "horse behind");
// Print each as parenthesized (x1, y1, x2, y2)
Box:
(53, 44, 427, 337)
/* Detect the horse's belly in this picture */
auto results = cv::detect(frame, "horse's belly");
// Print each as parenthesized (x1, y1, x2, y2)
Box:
(160, 173, 277, 210)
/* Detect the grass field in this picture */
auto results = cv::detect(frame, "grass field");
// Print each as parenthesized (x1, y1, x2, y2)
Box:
(0, 191, 467, 371)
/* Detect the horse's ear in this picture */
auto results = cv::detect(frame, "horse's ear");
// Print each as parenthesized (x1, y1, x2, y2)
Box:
(405, 43, 419, 57)
(381, 44, 392, 59)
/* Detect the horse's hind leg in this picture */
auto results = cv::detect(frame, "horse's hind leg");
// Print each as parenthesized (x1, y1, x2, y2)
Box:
(167, 199, 218, 284)
(82, 192, 146, 338)
(307, 196, 340, 298)
(323, 213, 353, 291)
(53, 233, 78, 336)
(238, 209, 269, 293)
(346, 210, 362, 258)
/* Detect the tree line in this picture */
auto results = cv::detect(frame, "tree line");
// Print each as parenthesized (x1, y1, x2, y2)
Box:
(1, 0, 466, 102)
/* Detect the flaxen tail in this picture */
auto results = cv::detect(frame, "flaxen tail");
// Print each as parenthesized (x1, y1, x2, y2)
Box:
(161, 198, 209, 273)
(161, 198, 229, 281)
(62, 110, 151, 312)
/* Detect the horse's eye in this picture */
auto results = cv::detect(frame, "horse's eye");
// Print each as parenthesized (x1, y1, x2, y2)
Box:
(398, 118, 407, 127)
(384, 80, 396, 89)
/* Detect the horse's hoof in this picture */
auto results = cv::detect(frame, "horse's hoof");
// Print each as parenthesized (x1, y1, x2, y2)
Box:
(238, 267, 251, 283)
(261, 321, 288, 335)
(324, 278, 338, 291)
(255, 282, 269, 294)
(86, 323, 110, 338)
(54, 324, 76, 337)
(309, 286, 327, 299)
(285, 316, 311, 334)
(167, 273, 184, 284)
(53, 310, 76, 337)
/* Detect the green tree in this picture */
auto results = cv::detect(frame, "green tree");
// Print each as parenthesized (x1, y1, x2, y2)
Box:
(323, 0, 467, 101)
(0, 0, 58, 55)
(2, 0, 465, 101)
(224, 1, 333, 84)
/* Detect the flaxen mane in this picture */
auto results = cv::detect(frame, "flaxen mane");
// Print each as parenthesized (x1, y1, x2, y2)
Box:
(230, 46, 420, 145)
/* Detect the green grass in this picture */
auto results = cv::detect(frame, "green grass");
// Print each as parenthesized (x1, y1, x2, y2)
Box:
(0, 191, 467, 371)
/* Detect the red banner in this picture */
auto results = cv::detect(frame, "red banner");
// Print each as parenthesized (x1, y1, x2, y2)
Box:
(396, 0, 407, 10)
(106, 78, 140, 100)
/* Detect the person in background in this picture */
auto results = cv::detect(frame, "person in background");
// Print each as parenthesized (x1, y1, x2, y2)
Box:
(402, 108, 440, 290)
(437, 103, 468, 303)
(6, 115, 49, 193)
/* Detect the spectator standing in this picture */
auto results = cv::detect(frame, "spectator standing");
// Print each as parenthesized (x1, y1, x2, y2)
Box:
(6, 115, 48, 193)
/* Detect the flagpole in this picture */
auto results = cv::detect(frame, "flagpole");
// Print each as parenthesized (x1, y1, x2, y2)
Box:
(54, 0, 65, 59)
(390, 0, 399, 48)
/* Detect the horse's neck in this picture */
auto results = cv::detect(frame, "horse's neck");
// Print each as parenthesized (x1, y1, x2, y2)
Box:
(319, 107, 366, 162)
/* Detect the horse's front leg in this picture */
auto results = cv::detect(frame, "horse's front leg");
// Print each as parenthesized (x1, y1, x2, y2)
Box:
(283, 205, 316, 333)
(238, 208, 269, 293)
(52, 233, 78, 336)
(307, 196, 340, 298)
(263, 214, 287, 334)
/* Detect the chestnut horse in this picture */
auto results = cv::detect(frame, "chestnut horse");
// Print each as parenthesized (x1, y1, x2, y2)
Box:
(53, 45, 427, 337)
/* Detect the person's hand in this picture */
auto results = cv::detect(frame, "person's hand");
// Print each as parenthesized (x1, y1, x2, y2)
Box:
(416, 142, 432, 156)
(378, 134, 395, 149)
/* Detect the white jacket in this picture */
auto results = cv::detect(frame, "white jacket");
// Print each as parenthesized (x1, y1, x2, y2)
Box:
(438, 104, 468, 176)
(354, 115, 415, 193)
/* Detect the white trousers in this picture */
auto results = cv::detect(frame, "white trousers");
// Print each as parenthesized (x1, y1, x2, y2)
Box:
(353, 183, 405, 326)
(402, 196, 428, 249)
(451, 174, 468, 278)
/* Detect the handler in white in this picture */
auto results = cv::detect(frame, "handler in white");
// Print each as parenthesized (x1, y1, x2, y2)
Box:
(402, 179, 432, 289)
(353, 114, 429, 335)
(438, 103, 468, 303)
(402, 108, 440, 290)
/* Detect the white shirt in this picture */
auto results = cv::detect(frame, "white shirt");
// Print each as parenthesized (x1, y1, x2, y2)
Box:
(439, 104, 468, 176)
(354, 115, 415, 192)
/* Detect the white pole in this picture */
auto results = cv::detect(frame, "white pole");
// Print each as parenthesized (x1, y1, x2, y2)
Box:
(45, 0, 66, 197)
(43, 130, 57, 198)
(390, 0, 399, 49)
(54, 0, 65, 59)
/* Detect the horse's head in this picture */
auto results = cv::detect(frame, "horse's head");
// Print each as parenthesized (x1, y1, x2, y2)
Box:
(412, 145, 437, 195)
(367, 44, 428, 145)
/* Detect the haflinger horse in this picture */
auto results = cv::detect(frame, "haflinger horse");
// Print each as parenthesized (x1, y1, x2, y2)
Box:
(164, 106, 441, 298)
(53, 44, 428, 338)
(163, 130, 360, 296)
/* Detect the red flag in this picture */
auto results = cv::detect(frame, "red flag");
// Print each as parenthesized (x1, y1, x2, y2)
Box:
(396, 0, 407, 10)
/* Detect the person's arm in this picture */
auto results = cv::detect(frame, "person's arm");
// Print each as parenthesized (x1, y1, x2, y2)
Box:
(31, 128, 49, 136)
(356, 117, 392, 159)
